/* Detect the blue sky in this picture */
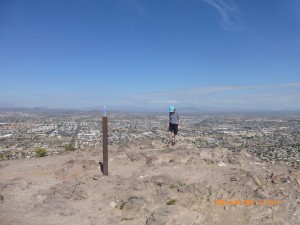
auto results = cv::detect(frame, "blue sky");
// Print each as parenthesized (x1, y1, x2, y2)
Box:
(1, 0, 300, 111)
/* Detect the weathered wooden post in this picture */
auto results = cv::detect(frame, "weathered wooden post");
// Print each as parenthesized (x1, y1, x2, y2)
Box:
(102, 106, 108, 175)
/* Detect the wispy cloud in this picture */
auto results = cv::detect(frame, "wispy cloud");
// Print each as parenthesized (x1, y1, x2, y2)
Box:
(125, 82, 300, 110)
(202, 0, 243, 31)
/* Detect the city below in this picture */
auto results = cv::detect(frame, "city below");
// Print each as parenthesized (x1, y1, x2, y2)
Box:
(0, 109, 300, 169)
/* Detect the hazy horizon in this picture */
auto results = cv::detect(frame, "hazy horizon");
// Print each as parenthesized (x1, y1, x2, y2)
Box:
(1, 105, 300, 115)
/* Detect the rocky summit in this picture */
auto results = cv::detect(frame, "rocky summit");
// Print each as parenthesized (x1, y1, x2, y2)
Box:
(0, 142, 299, 225)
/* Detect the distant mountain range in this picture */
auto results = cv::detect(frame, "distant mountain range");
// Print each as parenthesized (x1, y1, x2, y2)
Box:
(1, 106, 300, 115)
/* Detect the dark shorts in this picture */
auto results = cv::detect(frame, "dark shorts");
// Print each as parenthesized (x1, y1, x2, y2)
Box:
(169, 123, 178, 135)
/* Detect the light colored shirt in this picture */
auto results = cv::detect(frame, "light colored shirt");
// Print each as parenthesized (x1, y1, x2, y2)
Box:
(169, 112, 179, 124)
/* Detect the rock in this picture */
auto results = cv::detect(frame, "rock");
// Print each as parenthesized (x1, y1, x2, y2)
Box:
(225, 156, 239, 164)
(218, 160, 226, 167)
(280, 177, 289, 183)
(151, 175, 171, 187)
(255, 189, 269, 199)
(146, 206, 202, 225)
(126, 152, 145, 161)
(168, 159, 175, 163)
(249, 208, 273, 223)
(123, 197, 144, 210)
(240, 150, 253, 158)
(270, 173, 294, 186)
(230, 176, 239, 181)
(33, 181, 88, 213)
(246, 180, 259, 192)
(55, 159, 97, 180)
(146, 207, 171, 225)
(293, 175, 300, 186)
(0, 194, 3, 202)
(251, 174, 263, 187)
(81, 160, 98, 170)
(145, 155, 159, 166)
(109, 201, 117, 208)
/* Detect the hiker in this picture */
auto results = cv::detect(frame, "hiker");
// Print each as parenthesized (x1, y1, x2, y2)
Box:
(168, 105, 179, 146)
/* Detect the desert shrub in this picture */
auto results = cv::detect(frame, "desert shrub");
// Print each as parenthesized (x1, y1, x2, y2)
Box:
(64, 144, 76, 151)
(121, 217, 133, 221)
(170, 181, 185, 189)
(166, 199, 176, 205)
(35, 148, 47, 157)
(116, 201, 127, 210)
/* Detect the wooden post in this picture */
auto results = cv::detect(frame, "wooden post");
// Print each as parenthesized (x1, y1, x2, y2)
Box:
(102, 114, 108, 176)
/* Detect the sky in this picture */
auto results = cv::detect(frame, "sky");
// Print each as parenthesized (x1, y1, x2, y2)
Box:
(0, 0, 300, 111)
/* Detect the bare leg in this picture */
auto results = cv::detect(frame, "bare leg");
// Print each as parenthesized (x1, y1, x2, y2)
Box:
(168, 131, 172, 143)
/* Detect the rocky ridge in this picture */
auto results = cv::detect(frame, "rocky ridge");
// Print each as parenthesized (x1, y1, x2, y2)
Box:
(0, 142, 299, 225)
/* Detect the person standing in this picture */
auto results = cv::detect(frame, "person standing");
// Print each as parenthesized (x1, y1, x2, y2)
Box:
(168, 105, 179, 146)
